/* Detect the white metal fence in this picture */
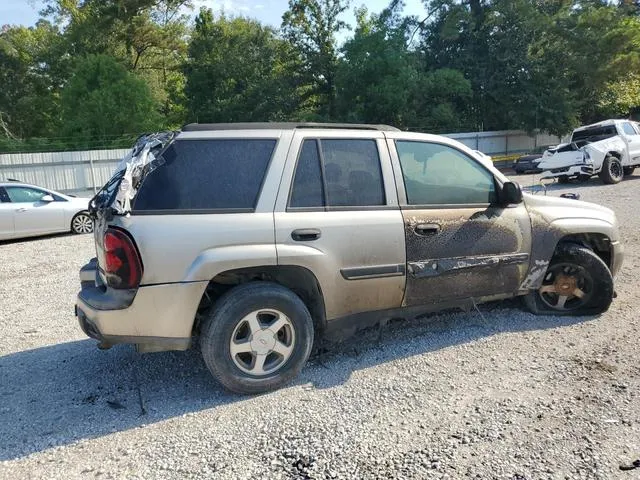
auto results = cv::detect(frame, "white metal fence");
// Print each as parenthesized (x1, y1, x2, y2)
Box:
(0, 129, 565, 197)
(442, 130, 563, 156)
(0, 149, 128, 197)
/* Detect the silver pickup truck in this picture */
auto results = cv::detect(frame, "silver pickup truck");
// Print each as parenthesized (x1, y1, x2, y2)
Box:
(75, 122, 623, 394)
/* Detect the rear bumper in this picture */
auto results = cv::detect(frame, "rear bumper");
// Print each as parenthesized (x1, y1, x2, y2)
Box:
(75, 258, 207, 352)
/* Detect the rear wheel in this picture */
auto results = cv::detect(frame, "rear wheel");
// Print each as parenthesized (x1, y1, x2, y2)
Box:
(599, 155, 623, 184)
(623, 166, 636, 176)
(523, 244, 613, 316)
(71, 211, 93, 234)
(200, 282, 314, 394)
(558, 175, 570, 184)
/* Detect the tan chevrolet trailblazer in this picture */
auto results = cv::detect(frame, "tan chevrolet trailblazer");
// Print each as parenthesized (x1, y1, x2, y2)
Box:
(75, 123, 623, 394)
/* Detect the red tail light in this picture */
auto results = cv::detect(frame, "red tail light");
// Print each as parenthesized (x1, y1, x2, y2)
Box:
(103, 228, 143, 289)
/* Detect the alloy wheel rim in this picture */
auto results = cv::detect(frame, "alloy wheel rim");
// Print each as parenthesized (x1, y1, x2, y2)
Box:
(537, 262, 594, 311)
(73, 214, 93, 233)
(229, 309, 295, 377)
(610, 160, 622, 179)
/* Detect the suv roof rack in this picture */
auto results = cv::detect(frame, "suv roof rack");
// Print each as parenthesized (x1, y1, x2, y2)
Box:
(181, 122, 401, 132)
(6, 178, 20, 182)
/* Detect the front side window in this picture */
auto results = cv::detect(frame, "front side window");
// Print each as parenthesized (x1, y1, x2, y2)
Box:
(289, 139, 386, 208)
(5, 187, 47, 203)
(133, 139, 277, 211)
(396, 141, 497, 205)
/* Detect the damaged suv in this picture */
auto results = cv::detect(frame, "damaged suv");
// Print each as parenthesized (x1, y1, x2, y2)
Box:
(76, 123, 624, 394)
(538, 119, 640, 184)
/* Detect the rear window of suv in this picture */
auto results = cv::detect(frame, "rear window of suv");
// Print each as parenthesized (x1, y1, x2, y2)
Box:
(133, 139, 277, 212)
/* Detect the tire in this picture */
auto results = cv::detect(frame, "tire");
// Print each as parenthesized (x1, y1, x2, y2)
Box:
(523, 244, 614, 316)
(71, 211, 94, 234)
(599, 155, 623, 184)
(623, 166, 636, 176)
(200, 281, 314, 394)
(558, 175, 570, 184)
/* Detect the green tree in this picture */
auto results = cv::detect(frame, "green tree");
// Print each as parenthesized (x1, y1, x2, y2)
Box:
(422, 0, 549, 131)
(0, 21, 64, 139)
(539, 2, 640, 124)
(336, 4, 472, 131)
(184, 9, 298, 123)
(619, 0, 640, 16)
(43, 0, 191, 127)
(422, 0, 640, 134)
(282, 0, 350, 119)
(337, 6, 419, 126)
(416, 68, 473, 132)
(61, 54, 160, 144)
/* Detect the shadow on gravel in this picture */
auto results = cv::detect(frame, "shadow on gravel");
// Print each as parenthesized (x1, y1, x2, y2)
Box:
(306, 299, 595, 391)
(0, 232, 74, 246)
(0, 302, 595, 461)
(0, 340, 228, 461)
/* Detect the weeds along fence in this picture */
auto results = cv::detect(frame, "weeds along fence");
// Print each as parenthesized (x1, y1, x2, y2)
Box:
(0, 130, 564, 197)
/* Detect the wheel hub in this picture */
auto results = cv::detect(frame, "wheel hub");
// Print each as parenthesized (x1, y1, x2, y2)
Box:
(229, 309, 296, 377)
(250, 329, 276, 355)
(554, 273, 577, 295)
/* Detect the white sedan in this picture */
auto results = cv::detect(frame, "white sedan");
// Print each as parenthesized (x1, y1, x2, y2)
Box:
(0, 181, 93, 241)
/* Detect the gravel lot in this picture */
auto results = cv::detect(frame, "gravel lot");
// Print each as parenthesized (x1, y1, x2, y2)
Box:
(1, 172, 639, 479)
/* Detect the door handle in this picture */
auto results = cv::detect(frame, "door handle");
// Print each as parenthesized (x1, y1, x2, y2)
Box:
(415, 223, 441, 236)
(291, 228, 321, 242)
(15, 208, 28, 213)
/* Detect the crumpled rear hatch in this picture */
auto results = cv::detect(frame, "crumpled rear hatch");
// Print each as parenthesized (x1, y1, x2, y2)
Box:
(88, 131, 176, 281)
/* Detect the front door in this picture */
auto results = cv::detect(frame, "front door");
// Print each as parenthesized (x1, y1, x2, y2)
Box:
(388, 138, 532, 307)
(0, 187, 15, 240)
(5, 186, 65, 237)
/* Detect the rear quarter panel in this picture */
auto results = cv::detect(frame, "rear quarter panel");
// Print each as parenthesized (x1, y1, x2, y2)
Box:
(104, 130, 294, 285)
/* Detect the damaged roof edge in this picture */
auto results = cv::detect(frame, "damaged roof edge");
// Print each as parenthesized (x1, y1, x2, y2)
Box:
(181, 122, 401, 132)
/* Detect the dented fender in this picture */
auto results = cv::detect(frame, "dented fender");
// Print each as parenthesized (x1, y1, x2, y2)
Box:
(520, 194, 620, 289)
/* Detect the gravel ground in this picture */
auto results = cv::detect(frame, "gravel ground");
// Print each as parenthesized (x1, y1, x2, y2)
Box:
(1, 172, 639, 479)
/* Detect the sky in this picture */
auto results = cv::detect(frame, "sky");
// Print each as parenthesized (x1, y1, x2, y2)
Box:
(1, 0, 427, 41)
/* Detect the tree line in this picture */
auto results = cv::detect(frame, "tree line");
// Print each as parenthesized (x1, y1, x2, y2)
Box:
(1, 0, 640, 153)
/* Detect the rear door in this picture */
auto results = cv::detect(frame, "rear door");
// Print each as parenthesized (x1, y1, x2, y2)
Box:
(387, 135, 532, 307)
(0, 187, 14, 240)
(274, 130, 406, 322)
(5, 186, 65, 237)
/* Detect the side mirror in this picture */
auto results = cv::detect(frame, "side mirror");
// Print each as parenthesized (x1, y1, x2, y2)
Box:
(41, 194, 54, 203)
(501, 181, 523, 205)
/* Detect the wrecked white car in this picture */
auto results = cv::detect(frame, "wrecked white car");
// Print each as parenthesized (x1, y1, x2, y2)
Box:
(538, 119, 640, 184)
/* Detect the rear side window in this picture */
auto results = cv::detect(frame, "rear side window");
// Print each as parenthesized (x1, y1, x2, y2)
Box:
(622, 122, 638, 136)
(289, 139, 385, 209)
(289, 140, 324, 208)
(133, 139, 277, 212)
(0, 187, 9, 203)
